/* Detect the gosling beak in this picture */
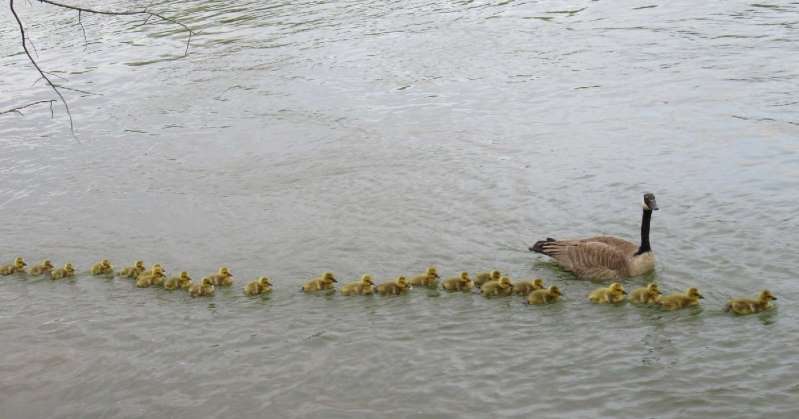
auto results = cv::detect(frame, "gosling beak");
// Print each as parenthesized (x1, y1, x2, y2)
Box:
(772, 297, 777, 300)
(331, 278, 337, 283)
(622, 290, 627, 295)
(698, 294, 705, 299)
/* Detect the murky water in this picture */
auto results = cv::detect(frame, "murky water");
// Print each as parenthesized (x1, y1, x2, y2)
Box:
(2, 1, 799, 418)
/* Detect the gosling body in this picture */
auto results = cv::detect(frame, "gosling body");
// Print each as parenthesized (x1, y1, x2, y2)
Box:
(244, 277, 273, 296)
(376, 276, 410, 296)
(512, 278, 545, 296)
(210, 267, 234, 287)
(91, 259, 113, 276)
(441, 272, 474, 292)
(51, 263, 76, 280)
(408, 267, 440, 288)
(588, 282, 627, 304)
(0, 257, 27, 275)
(118, 261, 145, 278)
(340, 275, 375, 296)
(474, 270, 501, 288)
(189, 277, 215, 297)
(657, 287, 704, 310)
(302, 272, 337, 292)
(630, 283, 661, 304)
(527, 286, 563, 305)
(481, 276, 513, 297)
(29, 260, 54, 276)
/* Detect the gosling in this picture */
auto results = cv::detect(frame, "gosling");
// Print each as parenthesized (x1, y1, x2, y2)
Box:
(244, 277, 273, 296)
(408, 266, 440, 288)
(588, 282, 627, 304)
(90, 259, 113, 276)
(0, 257, 27, 275)
(339, 274, 376, 296)
(51, 263, 76, 280)
(178, 272, 193, 290)
(376, 276, 411, 295)
(136, 265, 166, 288)
(474, 270, 501, 288)
(189, 277, 215, 297)
(481, 276, 513, 297)
(441, 272, 474, 292)
(118, 260, 146, 278)
(29, 259, 55, 276)
(210, 267, 234, 287)
(629, 282, 661, 304)
(512, 278, 545, 296)
(657, 287, 704, 310)
(164, 272, 191, 290)
(302, 272, 337, 292)
(527, 286, 563, 305)
(724, 290, 776, 315)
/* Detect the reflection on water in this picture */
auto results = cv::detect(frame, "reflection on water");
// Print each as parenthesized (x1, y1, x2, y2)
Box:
(1, 1, 799, 418)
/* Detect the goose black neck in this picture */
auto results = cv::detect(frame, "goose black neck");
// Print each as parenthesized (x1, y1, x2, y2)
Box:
(636, 209, 653, 255)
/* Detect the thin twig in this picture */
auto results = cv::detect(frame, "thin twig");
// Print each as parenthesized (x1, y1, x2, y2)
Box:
(11, 0, 74, 132)
(0, 99, 56, 116)
(77, 9, 87, 48)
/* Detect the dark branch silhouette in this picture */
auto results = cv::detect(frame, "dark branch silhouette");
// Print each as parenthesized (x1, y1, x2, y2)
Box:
(0, 99, 56, 117)
(7, 0, 195, 134)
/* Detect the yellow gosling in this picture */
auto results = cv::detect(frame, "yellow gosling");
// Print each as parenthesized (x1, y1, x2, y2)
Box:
(441, 272, 474, 292)
(376, 276, 411, 296)
(408, 266, 440, 288)
(527, 286, 563, 305)
(588, 282, 627, 304)
(340, 274, 376, 296)
(29, 259, 55, 276)
(629, 282, 661, 304)
(725, 290, 776, 315)
(657, 287, 704, 310)
(0, 257, 27, 275)
(481, 276, 513, 297)
(51, 263, 76, 280)
(244, 276, 274, 296)
(210, 266, 234, 287)
(118, 260, 145, 278)
(189, 277, 215, 297)
(512, 278, 545, 296)
(302, 272, 337, 292)
(90, 259, 113, 276)
(474, 270, 501, 288)
(137, 265, 165, 287)
(177, 272, 193, 290)
(163, 276, 179, 290)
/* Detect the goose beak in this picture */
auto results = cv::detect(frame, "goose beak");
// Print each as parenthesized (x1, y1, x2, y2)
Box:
(650, 199, 659, 211)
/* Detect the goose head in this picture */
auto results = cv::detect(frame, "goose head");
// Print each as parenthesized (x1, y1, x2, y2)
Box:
(643, 192, 659, 211)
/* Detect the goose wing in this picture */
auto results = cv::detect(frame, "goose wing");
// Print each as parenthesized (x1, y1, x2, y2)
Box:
(577, 236, 639, 257)
(537, 240, 630, 280)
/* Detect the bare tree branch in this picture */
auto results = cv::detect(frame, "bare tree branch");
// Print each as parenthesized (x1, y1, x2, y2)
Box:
(8, 0, 195, 134)
(0, 99, 56, 117)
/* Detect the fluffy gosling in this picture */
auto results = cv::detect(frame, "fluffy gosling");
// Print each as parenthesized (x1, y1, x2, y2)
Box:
(527, 286, 562, 305)
(339, 274, 376, 296)
(244, 277, 273, 296)
(657, 287, 704, 310)
(302, 272, 337, 292)
(90, 259, 113, 276)
(408, 266, 440, 288)
(51, 263, 76, 280)
(512, 278, 545, 296)
(629, 282, 661, 304)
(724, 290, 776, 315)
(481, 276, 513, 297)
(189, 277, 215, 297)
(441, 272, 474, 292)
(0, 257, 27, 275)
(118, 260, 146, 278)
(588, 282, 627, 304)
(210, 267, 234, 287)
(376, 276, 411, 296)
(29, 259, 55, 276)
(474, 270, 501, 288)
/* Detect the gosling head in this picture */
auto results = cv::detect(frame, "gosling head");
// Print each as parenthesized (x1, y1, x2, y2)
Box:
(14, 257, 26, 268)
(153, 265, 165, 275)
(43, 259, 54, 268)
(218, 266, 231, 276)
(646, 282, 660, 293)
(64, 263, 75, 272)
(643, 192, 659, 211)
(686, 287, 703, 299)
(135, 260, 145, 269)
(258, 276, 272, 287)
(426, 266, 439, 278)
(532, 278, 545, 288)
(760, 290, 776, 302)
(499, 277, 512, 288)
(609, 282, 626, 295)
(179, 271, 190, 279)
(459, 272, 469, 281)
(201, 277, 214, 286)
(396, 276, 409, 288)
(549, 286, 562, 296)
(491, 270, 501, 280)
(101, 259, 111, 267)
(322, 272, 336, 283)
(360, 274, 374, 285)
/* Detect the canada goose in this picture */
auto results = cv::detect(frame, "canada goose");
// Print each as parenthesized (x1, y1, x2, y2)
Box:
(530, 193, 658, 280)
(91, 259, 113, 276)
(0, 257, 27, 275)
(118, 261, 145, 278)
(474, 270, 501, 288)
(210, 267, 234, 287)
(29, 259, 54, 276)
(725, 290, 776, 315)
(657, 287, 703, 310)
(441, 272, 474, 292)
(630, 282, 661, 304)
(588, 282, 627, 304)
(512, 278, 545, 296)
(51, 263, 76, 280)
(244, 276, 273, 296)
(376, 276, 411, 295)
(340, 275, 376, 296)
(408, 267, 440, 287)
(527, 286, 562, 305)
(303, 272, 337, 292)
(481, 276, 513, 297)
